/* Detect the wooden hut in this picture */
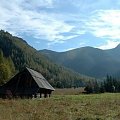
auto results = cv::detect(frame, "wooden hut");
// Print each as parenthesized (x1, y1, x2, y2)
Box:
(0, 67, 55, 99)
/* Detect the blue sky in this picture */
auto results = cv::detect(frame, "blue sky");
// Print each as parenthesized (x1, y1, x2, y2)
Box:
(1, 0, 120, 51)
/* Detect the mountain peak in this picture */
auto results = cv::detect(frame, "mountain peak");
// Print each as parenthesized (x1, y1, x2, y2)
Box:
(115, 43, 120, 49)
(111, 43, 120, 51)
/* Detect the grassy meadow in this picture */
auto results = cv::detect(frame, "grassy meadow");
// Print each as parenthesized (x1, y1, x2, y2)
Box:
(0, 89, 120, 120)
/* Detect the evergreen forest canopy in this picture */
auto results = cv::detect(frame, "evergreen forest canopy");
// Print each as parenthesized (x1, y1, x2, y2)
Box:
(84, 75, 120, 93)
(0, 30, 93, 88)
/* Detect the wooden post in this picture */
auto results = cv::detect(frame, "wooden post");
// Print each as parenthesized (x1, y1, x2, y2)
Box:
(40, 93, 41, 98)
(34, 94, 37, 98)
(44, 93, 47, 98)
(49, 91, 52, 97)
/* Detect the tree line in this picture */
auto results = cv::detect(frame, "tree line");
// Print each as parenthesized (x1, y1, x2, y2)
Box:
(84, 75, 120, 93)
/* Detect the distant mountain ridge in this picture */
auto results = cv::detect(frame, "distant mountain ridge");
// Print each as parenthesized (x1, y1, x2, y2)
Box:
(40, 45, 120, 78)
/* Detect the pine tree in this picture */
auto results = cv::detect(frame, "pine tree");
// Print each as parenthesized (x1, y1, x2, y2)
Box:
(0, 63, 11, 84)
(0, 49, 3, 63)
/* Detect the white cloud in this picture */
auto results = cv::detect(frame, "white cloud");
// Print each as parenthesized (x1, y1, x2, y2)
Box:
(98, 40, 119, 49)
(85, 10, 120, 40)
(81, 10, 120, 49)
(64, 47, 76, 51)
(62, 41, 86, 52)
(1, 0, 120, 50)
(0, 0, 80, 44)
(31, 0, 54, 8)
(79, 42, 86, 47)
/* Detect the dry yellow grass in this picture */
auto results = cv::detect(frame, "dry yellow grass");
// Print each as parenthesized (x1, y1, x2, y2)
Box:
(53, 87, 85, 95)
(0, 93, 120, 120)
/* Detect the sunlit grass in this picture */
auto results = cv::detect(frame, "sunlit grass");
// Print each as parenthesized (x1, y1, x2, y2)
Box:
(0, 93, 120, 120)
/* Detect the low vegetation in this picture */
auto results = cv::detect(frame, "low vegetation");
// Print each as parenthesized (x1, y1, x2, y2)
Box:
(53, 87, 85, 95)
(0, 93, 120, 120)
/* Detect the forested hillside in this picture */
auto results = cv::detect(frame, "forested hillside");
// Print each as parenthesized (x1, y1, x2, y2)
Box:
(0, 50, 15, 85)
(0, 30, 92, 88)
(40, 46, 120, 78)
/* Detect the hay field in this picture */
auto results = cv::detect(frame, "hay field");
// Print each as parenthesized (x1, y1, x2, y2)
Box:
(0, 91, 120, 120)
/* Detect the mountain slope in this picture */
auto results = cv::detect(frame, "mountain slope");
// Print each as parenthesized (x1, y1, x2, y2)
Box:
(0, 30, 92, 88)
(40, 46, 120, 78)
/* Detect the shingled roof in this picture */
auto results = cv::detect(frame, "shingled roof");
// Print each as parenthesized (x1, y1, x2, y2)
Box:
(0, 67, 55, 99)
(26, 67, 55, 91)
